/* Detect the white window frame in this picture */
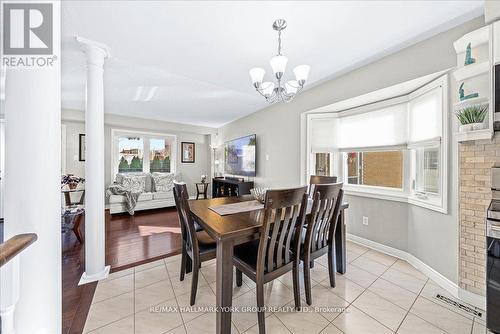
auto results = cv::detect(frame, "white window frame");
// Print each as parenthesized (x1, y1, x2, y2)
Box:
(407, 76, 448, 213)
(341, 148, 410, 202)
(302, 75, 449, 213)
(111, 129, 177, 179)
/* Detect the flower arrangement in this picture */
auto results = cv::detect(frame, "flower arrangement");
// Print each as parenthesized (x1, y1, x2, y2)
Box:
(61, 174, 85, 189)
(455, 104, 488, 131)
(201, 174, 207, 183)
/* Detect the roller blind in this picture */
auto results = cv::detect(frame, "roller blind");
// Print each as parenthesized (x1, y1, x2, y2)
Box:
(337, 103, 408, 150)
(408, 86, 442, 144)
(310, 118, 337, 152)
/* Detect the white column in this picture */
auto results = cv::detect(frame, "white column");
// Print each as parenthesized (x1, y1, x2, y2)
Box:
(2, 1, 61, 332)
(76, 37, 111, 284)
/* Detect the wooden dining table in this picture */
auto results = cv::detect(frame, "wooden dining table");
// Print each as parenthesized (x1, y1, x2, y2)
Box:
(189, 195, 349, 334)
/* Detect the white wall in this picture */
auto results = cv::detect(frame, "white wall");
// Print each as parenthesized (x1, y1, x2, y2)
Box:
(62, 110, 215, 196)
(218, 17, 485, 283)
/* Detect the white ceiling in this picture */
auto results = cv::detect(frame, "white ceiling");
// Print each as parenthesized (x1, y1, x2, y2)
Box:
(62, 0, 484, 128)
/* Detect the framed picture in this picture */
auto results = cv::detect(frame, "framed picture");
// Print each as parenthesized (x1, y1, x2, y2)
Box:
(79, 134, 85, 161)
(181, 142, 195, 163)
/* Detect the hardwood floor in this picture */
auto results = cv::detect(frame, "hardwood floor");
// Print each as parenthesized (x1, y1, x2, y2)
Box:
(62, 207, 182, 334)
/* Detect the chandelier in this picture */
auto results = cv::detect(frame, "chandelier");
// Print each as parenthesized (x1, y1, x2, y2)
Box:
(249, 19, 310, 103)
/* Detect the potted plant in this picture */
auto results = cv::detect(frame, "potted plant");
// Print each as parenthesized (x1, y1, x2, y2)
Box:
(61, 174, 85, 190)
(455, 104, 488, 132)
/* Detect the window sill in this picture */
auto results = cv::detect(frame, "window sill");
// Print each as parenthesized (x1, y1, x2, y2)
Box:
(344, 187, 447, 214)
(408, 196, 447, 214)
(344, 186, 408, 203)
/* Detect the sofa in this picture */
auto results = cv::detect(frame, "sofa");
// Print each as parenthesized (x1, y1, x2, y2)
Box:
(107, 172, 178, 214)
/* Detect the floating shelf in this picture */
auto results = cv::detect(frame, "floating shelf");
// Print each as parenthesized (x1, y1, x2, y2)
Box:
(453, 61, 490, 81)
(453, 26, 489, 53)
(455, 128, 493, 142)
(453, 97, 489, 109)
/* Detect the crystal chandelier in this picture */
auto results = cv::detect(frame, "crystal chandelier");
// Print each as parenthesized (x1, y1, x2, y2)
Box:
(249, 19, 310, 103)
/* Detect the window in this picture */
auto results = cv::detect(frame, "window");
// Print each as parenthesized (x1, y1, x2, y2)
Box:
(304, 74, 448, 212)
(112, 130, 176, 176)
(346, 151, 403, 189)
(118, 137, 144, 173)
(415, 146, 440, 194)
(313, 153, 332, 176)
(149, 138, 172, 173)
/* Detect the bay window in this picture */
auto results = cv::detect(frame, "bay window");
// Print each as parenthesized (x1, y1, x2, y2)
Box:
(112, 129, 176, 176)
(305, 74, 448, 213)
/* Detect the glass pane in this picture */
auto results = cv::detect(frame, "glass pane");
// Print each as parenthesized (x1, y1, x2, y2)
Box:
(314, 153, 331, 176)
(150, 138, 172, 173)
(417, 147, 439, 194)
(347, 151, 403, 188)
(118, 137, 143, 173)
(347, 152, 361, 185)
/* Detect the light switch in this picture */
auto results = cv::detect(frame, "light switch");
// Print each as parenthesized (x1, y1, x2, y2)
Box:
(265, 154, 270, 161)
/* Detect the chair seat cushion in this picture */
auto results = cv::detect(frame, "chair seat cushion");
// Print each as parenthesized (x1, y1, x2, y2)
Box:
(233, 240, 260, 271)
(196, 230, 216, 254)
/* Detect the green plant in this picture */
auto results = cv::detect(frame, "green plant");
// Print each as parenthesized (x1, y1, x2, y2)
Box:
(455, 104, 488, 125)
(118, 156, 129, 170)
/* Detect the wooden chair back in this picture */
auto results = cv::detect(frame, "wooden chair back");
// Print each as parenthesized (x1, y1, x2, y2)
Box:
(305, 183, 343, 253)
(173, 182, 199, 255)
(309, 175, 337, 195)
(257, 186, 308, 274)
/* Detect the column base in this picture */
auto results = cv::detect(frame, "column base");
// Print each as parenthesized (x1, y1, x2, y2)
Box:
(78, 265, 110, 285)
(0, 305, 16, 334)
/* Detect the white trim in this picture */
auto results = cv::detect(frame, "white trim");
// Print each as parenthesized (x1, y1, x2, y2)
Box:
(78, 265, 110, 285)
(344, 189, 408, 203)
(347, 233, 485, 310)
(339, 144, 407, 153)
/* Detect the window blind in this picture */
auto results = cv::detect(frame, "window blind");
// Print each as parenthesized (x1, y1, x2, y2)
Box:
(337, 103, 408, 151)
(310, 118, 337, 152)
(408, 86, 442, 144)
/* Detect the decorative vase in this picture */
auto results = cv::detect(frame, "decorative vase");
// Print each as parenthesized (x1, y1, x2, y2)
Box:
(68, 183, 77, 190)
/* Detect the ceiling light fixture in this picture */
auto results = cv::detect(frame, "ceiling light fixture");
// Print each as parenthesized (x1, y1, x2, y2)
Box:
(249, 19, 310, 104)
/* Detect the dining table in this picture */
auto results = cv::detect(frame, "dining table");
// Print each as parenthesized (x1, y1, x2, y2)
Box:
(188, 195, 349, 334)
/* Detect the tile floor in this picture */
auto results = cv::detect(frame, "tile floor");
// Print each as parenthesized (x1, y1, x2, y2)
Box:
(82, 241, 486, 334)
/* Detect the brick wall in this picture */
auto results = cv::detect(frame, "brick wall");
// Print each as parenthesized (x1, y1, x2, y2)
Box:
(459, 137, 500, 296)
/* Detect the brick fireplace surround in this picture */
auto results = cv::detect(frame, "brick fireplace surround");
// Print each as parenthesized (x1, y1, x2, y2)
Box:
(459, 136, 500, 296)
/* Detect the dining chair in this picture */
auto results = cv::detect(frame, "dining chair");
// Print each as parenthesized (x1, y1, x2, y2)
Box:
(173, 182, 216, 306)
(309, 175, 337, 196)
(233, 186, 308, 334)
(301, 182, 343, 305)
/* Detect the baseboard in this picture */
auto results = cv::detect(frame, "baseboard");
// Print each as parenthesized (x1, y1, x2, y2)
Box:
(346, 233, 486, 310)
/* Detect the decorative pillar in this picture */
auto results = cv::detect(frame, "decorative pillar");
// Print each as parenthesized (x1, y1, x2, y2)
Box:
(76, 37, 111, 284)
(2, 1, 61, 332)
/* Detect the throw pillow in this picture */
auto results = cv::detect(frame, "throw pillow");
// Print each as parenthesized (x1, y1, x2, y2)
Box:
(122, 175, 146, 193)
(152, 172, 175, 192)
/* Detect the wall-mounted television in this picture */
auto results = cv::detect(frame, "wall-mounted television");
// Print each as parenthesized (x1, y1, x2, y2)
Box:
(224, 134, 256, 177)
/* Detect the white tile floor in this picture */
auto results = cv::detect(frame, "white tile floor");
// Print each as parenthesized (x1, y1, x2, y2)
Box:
(83, 241, 486, 334)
